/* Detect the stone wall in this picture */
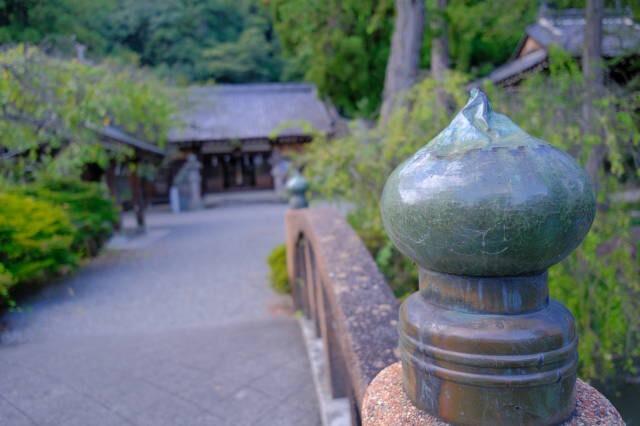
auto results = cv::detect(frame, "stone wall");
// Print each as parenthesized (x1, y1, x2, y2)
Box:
(285, 207, 399, 422)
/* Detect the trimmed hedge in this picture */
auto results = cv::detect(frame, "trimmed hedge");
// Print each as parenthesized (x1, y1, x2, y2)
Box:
(0, 192, 77, 292)
(19, 178, 119, 256)
(0, 178, 119, 303)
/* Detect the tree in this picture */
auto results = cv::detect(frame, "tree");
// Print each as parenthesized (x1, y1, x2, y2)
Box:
(271, 0, 540, 118)
(430, 0, 449, 82)
(0, 46, 175, 180)
(429, 0, 452, 111)
(583, 0, 606, 184)
(102, 0, 288, 84)
(203, 13, 284, 83)
(379, 0, 425, 124)
(444, 0, 536, 76)
(0, 0, 116, 52)
(270, 0, 394, 117)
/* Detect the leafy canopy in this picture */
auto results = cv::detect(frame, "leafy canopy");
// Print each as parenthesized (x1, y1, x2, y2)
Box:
(0, 45, 175, 179)
(0, 0, 295, 84)
(270, 0, 394, 118)
(0, 0, 116, 49)
(101, 0, 291, 83)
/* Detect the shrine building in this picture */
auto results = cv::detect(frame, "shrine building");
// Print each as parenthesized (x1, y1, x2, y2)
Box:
(159, 83, 335, 196)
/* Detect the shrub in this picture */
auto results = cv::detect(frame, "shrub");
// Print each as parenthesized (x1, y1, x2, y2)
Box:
(0, 263, 15, 301)
(268, 244, 290, 294)
(0, 192, 77, 288)
(19, 177, 119, 257)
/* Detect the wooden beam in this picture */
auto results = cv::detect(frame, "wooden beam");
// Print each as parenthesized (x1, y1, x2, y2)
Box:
(128, 163, 145, 231)
(104, 162, 122, 231)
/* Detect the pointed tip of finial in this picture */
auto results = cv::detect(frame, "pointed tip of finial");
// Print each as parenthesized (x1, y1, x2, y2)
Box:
(462, 89, 491, 131)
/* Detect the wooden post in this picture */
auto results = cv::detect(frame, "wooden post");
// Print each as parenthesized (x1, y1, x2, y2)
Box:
(105, 162, 122, 231)
(430, 0, 453, 113)
(128, 162, 145, 231)
(583, 0, 606, 185)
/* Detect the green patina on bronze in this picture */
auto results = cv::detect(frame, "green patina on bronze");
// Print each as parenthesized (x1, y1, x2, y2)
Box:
(380, 90, 596, 425)
(381, 89, 595, 277)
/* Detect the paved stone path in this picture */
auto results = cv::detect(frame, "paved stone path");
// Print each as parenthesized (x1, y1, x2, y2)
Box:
(0, 204, 321, 426)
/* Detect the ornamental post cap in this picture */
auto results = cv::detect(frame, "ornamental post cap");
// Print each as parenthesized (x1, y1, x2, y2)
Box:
(286, 170, 309, 194)
(380, 89, 596, 276)
(286, 170, 309, 209)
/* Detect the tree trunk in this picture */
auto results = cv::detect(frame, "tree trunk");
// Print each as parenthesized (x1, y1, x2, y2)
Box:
(128, 164, 145, 232)
(583, 0, 605, 184)
(379, 0, 425, 125)
(430, 0, 451, 112)
(105, 162, 122, 231)
(583, 0, 604, 89)
(430, 0, 449, 82)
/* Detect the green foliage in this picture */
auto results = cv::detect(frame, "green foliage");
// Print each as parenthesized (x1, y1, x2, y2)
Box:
(0, 192, 77, 287)
(270, 0, 394, 117)
(272, 0, 640, 117)
(0, 263, 15, 301)
(0, 45, 175, 179)
(302, 55, 640, 384)
(18, 177, 119, 257)
(103, 0, 290, 83)
(0, 178, 118, 304)
(0, 0, 116, 50)
(442, 0, 536, 76)
(270, 0, 544, 116)
(549, 204, 639, 385)
(203, 13, 286, 83)
(267, 244, 290, 294)
(0, 0, 293, 84)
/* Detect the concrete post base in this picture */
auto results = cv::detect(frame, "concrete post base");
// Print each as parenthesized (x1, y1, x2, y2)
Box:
(362, 362, 624, 426)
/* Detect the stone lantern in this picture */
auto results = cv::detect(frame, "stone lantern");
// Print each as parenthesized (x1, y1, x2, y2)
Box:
(172, 153, 203, 211)
(379, 89, 596, 425)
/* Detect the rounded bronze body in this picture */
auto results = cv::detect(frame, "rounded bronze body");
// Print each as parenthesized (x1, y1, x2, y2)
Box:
(287, 172, 309, 209)
(380, 90, 595, 425)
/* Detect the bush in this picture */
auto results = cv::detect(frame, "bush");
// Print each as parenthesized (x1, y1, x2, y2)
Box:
(0, 178, 118, 306)
(268, 244, 290, 294)
(0, 192, 77, 288)
(0, 263, 15, 302)
(19, 177, 119, 257)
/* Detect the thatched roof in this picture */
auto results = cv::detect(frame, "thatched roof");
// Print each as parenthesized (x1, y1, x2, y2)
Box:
(478, 8, 640, 86)
(168, 83, 334, 144)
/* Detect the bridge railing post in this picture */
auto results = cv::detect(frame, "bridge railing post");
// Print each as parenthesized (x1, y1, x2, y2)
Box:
(363, 89, 623, 425)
